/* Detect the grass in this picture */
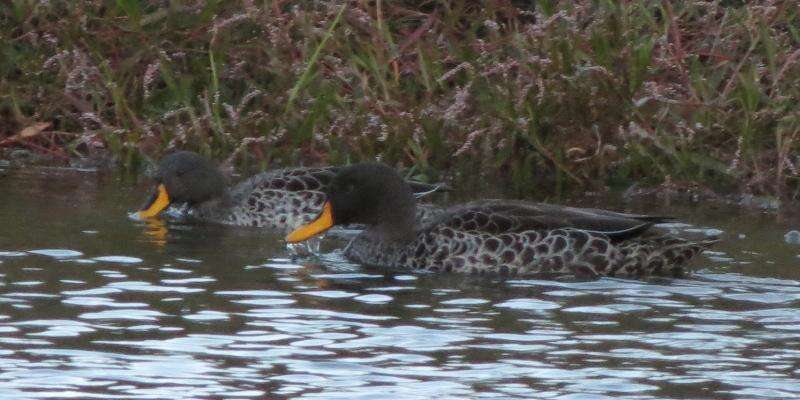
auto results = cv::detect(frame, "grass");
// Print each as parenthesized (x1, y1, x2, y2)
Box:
(1, 1, 799, 199)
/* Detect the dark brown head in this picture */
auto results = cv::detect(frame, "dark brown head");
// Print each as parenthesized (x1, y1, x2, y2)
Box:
(136, 151, 227, 218)
(286, 163, 417, 243)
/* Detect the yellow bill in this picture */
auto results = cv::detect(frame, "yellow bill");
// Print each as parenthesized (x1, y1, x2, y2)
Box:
(136, 184, 171, 219)
(286, 201, 334, 243)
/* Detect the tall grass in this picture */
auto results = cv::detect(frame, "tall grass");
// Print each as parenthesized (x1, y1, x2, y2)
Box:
(1, 1, 798, 198)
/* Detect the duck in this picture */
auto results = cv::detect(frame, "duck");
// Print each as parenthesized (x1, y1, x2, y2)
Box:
(285, 163, 719, 279)
(134, 151, 444, 232)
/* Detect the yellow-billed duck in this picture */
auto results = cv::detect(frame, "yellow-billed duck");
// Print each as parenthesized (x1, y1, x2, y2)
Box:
(285, 163, 719, 278)
(135, 151, 444, 232)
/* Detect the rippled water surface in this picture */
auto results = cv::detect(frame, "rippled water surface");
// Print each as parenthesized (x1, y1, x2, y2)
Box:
(1, 168, 800, 399)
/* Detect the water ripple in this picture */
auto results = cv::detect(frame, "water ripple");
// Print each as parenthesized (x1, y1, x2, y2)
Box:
(27, 249, 83, 258)
(2, 181, 800, 399)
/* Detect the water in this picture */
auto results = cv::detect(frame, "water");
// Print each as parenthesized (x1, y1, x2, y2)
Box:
(1, 167, 800, 399)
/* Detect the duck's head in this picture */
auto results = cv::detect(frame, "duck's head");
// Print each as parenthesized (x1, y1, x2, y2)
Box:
(286, 163, 416, 243)
(135, 151, 227, 219)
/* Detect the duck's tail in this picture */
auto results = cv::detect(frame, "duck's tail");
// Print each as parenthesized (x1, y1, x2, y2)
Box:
(616, 236, 720, 278)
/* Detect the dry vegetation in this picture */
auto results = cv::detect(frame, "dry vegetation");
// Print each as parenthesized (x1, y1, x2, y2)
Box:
(1, 1, 799, 198)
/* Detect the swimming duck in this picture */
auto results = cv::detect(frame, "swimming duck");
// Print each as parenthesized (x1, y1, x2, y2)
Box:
(135, 151, 444, 231)
(286, 163, 719, 278)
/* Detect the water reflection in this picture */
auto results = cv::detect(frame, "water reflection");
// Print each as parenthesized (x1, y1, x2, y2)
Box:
(142, 219, 168, 246)
(1, 169, 800, 399)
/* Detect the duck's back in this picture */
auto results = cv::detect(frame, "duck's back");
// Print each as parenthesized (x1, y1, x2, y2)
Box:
(346, 200, 716, 279)
(198, 167, 333, 231)
(425, 199, 668, 236)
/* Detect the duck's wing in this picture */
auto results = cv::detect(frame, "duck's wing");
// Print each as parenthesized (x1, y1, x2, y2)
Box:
(240, 166, 446, 197)
(208, 168, 331, 228)
(234, 166, 450, 198)
(431, 199, 670, 241)
(241, 167, 335, 194)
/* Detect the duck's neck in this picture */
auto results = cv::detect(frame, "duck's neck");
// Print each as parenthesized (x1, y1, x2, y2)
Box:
(366, 205, 418, 244)
(190, 190, 233, 221)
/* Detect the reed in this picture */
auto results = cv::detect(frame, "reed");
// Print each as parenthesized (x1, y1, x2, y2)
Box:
(1, 1, 798, 198)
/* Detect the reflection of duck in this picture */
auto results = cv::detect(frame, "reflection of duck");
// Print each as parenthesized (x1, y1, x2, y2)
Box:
(135, 152, 443, 232)
(142, 218, 168, 246)
(286, 163, 719, 278)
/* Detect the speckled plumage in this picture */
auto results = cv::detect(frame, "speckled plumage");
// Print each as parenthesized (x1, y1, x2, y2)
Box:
(345, 220, 717, 279)
(192, 168, 445, 232)
(189, 167, 332, 231)
(144, 152, 443, 233)
(290, 164, 719, 279)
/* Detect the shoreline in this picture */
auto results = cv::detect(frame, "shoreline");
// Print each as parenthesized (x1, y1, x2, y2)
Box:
(0, 148, 787, 216)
